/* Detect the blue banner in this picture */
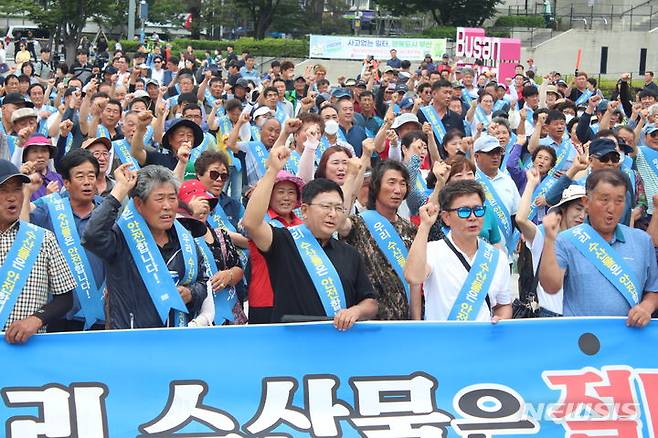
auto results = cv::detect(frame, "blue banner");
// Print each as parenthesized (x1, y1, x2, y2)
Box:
(112, 139, 141, 170)
(420, 105, 447, 143)
(3, 319, 658, 437)
(246, 141, 269, 178)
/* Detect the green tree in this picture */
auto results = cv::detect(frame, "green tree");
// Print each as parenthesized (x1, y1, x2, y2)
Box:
(375, 0, 502, 27)
(0, 0, 122, 63)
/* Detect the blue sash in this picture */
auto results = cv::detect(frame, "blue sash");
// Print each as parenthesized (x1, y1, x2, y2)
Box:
(246, 141, 269, 177)
(285, 150, 301, 174)
(638, 146, 658, 182)
(42, 194, 105, 329)
(493, 99, 507, 113)
(172, 221, 198, 327)
(112, 139, 141, 169)
(447, 239, 500, 321)
(37, 107, 56, 136)
(474, 106, 491, 129)
(575, 89, 594, 106)
(476, 170, 519, 253)
(6, 135, 17, 157)
(195, 237, 236, 324)
(420, 105, 446, 143)
(360, 210, 410, 303)
(500, 134, 517, 172)
(525, 106, 534, 128)
(143, 125, 154, 146)
(0, 222, 46, 329)
(289, 224, 346, 316)
(96, 125, 111, 139)
(336, 128, 347, 143)
(204, 91, 224, 115)
(116, 200, 188, 324)
(317, 136, 331, 161)
(64, 133, 73, 154)
(189, 133, 211, 163)
(275, 102, 288, 124)
(622, 166, 636, 196)
(563, 224, 640, 307)
(250, 125, 261, 142)
(207, 202, 237, 233)
(527, 138, 571, 221)
(461, 87, 474, 104)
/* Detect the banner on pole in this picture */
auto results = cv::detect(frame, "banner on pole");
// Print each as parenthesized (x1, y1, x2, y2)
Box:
(309, 35, 447, 61)
(2, 318, 658, 437)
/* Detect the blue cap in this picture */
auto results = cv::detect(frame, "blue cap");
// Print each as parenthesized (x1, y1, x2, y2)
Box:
(589, 138, 618, 158)
(399, 97, 414, 109)
(331, 87, 352, 99)
(0, 159, 30, 186)
(596, 99, 609, 113)
(643, 124, 658, 135)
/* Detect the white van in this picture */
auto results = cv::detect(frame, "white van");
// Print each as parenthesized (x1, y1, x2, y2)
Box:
(3, 26, 49, 61)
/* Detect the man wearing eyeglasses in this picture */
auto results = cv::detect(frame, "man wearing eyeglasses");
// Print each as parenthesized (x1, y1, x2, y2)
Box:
(243, 145, 378, 329)
(405, 180, 512, 321)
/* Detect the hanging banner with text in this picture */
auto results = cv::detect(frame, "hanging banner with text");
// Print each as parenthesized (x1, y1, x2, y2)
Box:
(455, 27, 522, 83)
(309, 34, 447, 61)
(2, 318, 658, 437)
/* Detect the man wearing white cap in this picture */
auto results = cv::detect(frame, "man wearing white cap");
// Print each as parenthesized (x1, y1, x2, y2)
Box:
(473, 134, 520, 253)
(515, 170, 587, 317)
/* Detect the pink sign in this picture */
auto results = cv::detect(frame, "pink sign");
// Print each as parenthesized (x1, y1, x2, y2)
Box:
(455, 27, 521, 83)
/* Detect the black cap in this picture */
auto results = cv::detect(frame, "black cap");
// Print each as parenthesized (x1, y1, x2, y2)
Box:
(104, 66, 118, 75)
(234, 78, 249, 89)
(2, 93, 33, 108)
(177, 92, 198, 106)
(589, 138, 618, 158)
(0, 159, 30, 186)
(163, 119, 204, 150)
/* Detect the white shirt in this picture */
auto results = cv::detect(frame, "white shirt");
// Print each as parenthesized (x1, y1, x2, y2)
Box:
(423, 233, 512, 321)
(150, 67, 165, 85)
(478, 168, 521, 250)
(526, 224, 563, 314)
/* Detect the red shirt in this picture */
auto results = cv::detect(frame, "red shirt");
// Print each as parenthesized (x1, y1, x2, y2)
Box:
(247, 208, 303, 307)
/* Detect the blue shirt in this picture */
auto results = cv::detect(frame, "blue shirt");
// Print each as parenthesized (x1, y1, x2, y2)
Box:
(555, 223, 658, 316)
(340, 124, 368, 157)
(218, 192, 243, 229)
(31, 195, 106, 319)
(239, 66, 261, 85)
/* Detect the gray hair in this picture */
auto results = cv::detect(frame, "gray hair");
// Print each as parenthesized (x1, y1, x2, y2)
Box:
(130, 165, 180, 200)
(492, 117, 511, 133)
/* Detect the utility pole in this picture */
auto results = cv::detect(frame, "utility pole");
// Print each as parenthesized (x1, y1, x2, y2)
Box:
(128, 0, 136, 40)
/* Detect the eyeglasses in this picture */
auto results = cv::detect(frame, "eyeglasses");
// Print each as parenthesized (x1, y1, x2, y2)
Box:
(209, 170, 230, 182)
(595, 152, 620, 164)
(91, 151, 109, 158)
(308, 203, 345, 215)
(446, 205, 487, 219)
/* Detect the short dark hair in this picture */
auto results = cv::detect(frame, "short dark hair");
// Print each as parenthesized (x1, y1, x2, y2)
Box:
(263, 86, 279, 96)
(272, 78, 286, 87)
(224, 98, 243, 113)
(546, 109, 566, 124)
(245, 54, 255, 60)
(60, 149, 100, 180)
(280, 61, 294, 71)
(194, 150, 230, 176)
(105, 99, 122, 112)
(270, 60, 281, 68)
(316, 79, 330, 88)
(302, 178, 344, 204)
(417, 82, 431, 94)
(17, 74, 30, 84)
(522, 85, 539, 98)
(182, 102, 202, 115)
(638, 89, 657, 100)
(587, 77, 597, 88)
(401, 60, 411, 69)
(168, 56, 180, 65)
(431, 79, 452, 92)
(439, 180, 485, 211)
(367, 160, 410, 210)
(28, 83, 45, 95)
(359, 90, 374, 100)
(533, 107, 549, 122)
(647, 71, 655, 78)
(586, 169, 628, 193)
(401, 130, 428, 149)
(532, 145, 558, 167)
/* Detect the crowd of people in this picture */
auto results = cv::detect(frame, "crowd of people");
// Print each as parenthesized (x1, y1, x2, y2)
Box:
(2, 42, 658, 344)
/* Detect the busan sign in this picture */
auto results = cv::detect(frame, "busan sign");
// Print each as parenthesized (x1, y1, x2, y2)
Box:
(455, 27, 521, 82)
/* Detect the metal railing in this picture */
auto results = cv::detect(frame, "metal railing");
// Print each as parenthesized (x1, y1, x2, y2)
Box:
(505, 1, 658, 31)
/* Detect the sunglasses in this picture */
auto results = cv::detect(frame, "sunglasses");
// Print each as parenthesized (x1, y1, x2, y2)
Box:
(595, 152, 620, 164)
(209, 170, 229, 182)
(446, 205, 487, 219)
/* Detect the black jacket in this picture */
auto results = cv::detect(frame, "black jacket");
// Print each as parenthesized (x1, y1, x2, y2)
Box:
(82, 196, 208, 329)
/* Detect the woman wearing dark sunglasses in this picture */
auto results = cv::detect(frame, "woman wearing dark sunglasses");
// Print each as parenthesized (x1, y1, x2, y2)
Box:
(405, 180, 512, 322)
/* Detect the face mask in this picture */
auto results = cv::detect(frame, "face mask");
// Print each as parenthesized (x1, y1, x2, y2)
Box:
(577, 110, 584, 118)
(325, 119, 339, 136)
(565, 114, 574, 124)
